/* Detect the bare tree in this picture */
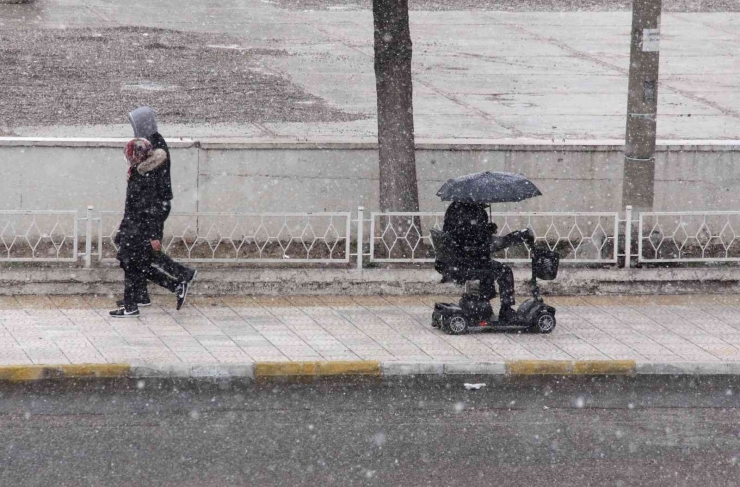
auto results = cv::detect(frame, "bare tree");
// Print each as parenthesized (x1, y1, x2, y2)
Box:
(373, 0, 420, 214)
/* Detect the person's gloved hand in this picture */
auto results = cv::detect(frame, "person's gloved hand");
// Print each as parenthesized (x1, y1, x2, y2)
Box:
(518, 228, 535, 245)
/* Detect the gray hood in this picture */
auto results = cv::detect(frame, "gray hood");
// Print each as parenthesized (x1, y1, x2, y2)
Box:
(128, 106, 158, 138)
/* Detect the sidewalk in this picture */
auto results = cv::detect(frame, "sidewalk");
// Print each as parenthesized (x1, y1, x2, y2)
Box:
(2, 294, 740, 372)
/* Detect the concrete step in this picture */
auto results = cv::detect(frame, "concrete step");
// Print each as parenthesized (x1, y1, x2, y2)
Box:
(0, 266, 739, 295)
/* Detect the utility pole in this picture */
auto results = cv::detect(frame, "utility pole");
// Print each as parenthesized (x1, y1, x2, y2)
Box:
(622, 0, 662, 211)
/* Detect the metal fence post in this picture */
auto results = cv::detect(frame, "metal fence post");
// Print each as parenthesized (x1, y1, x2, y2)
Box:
(85, 206, 93, 268)
(624, 205, 633, 268)
(97, 213, 103, 263)
(356, 206, 364, 270)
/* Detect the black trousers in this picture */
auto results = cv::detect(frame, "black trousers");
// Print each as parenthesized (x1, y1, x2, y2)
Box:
(151, 251, 194, 284)
(119, 203, 195, 308)
(464, 260, 515, 307)
(122, 258, 179, 309)
(153, 201, 195, 284)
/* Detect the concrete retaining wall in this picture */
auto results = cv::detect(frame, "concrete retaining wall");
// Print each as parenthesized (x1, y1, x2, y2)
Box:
(2, 138, 739, 215)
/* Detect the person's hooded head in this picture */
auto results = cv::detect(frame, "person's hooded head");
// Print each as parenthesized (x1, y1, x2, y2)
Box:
(128, 106, 158, 138)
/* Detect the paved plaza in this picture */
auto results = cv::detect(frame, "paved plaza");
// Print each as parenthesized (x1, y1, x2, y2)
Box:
(2, 0, 739, 140)
(2, 294, 740, 366)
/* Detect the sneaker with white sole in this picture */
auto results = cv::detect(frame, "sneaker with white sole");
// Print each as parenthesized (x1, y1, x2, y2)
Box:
(116, 298, 151, 308)
(110, 307, 140, 318)
(176, 281, 189, 311)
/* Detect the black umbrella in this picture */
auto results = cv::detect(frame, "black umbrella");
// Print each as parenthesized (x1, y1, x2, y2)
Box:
(436, 171, 542, 204)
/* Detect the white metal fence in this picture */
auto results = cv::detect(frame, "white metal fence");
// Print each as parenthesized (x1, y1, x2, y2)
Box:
(97, 211, 351, 264)
(367, 211, 619, 264)
(0, 211, 78, 262)
(369, 212, 442, 263)
(2, 206, 740, 268)
(638, 211, 740, 263)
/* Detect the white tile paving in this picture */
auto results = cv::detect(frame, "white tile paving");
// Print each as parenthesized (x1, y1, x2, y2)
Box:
(3, 295, 740, 365)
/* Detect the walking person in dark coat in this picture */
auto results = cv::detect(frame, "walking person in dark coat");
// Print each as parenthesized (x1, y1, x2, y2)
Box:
(111, 139, 184, 317)
(126, 106, 197, 310)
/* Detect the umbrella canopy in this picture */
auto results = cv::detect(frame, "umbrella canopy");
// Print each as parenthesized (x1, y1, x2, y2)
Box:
(436, 171, 542, 204)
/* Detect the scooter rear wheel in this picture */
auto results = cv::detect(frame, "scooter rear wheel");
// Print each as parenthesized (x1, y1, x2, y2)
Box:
(532, 311, 556, 334)
(444, 314, 469, 335)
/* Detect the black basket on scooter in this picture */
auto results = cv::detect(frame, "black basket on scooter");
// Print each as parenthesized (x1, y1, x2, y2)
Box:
(532, 248, 559, 281)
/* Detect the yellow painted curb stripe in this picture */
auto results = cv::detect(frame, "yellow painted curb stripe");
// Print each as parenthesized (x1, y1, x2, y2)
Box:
(255, 362, 318, 377)
(573, 360, 636, 375)
(0, 364, 130, 382)
(60, 364, 131, 378)
(254, 361, 381, 378)
(317, 361, 381, 376)
(0, 366, 47, 382)
(508, 360, 573, 375)
(508, 360, 636, 376)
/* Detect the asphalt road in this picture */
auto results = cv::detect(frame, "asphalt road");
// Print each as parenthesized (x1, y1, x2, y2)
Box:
(2, 376, 740, 486)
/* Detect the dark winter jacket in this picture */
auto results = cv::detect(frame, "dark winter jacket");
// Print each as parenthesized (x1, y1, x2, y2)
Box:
(442, 202, 494, 265)
(146, 132, 174, 202)
(116, 149, 168, 265)
(440, 202, 534, 274)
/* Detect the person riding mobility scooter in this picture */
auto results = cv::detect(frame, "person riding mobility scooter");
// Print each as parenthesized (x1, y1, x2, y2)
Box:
(430, 171, 560, 335)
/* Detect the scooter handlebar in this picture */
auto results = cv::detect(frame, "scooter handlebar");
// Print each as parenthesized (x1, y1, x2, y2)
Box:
(514, 228, 535, 245)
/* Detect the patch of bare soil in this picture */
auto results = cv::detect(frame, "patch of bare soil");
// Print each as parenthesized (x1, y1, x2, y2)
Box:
(0, 26, 365, 127)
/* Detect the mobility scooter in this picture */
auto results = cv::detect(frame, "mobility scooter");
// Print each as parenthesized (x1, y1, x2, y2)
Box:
(430, 228, 560, 335)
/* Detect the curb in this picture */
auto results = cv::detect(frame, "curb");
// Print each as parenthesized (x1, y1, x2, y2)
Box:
(0, 364, 130, 381)
(507, 360, 636, 375)
(5, 360, 740, 382)
(253, 361, 381, 382)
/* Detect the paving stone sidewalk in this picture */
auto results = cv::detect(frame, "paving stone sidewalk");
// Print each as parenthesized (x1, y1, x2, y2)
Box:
(2, 295, 740, 366)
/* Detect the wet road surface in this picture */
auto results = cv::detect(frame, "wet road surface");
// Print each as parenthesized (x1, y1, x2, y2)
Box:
(2, 376, 740, 486)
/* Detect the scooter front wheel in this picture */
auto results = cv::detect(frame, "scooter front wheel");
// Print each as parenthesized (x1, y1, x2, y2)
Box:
(431, 311, 442, 328)
(444, 314, 469, 335)
(532, 311, 556, 334)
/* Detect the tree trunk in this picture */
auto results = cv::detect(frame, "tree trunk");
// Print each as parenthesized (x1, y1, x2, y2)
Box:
(373, 0, 419, 214)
